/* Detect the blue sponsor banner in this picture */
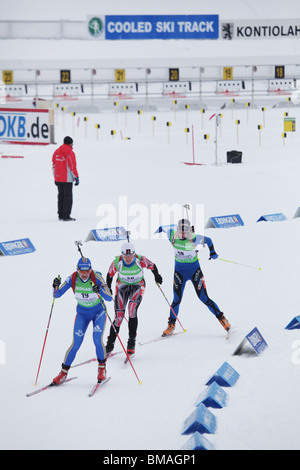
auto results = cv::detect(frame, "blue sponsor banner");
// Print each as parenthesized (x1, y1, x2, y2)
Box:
(154, 224, 177, 234)
(105, 15, 219, 40)
(246, 327, 268, 355)
(257, 213, 287, 222)
(206, 362, 240, 387)
(285, 315, 300, 330)
(195, 381, 227, 409)
(181, 403, 217, 435)
(206, 214, 244, 228)
(0, 238, 36, 256)
(181, 432, 214, 451)
(85, 227, 127, 242)
(293, 207, 300, 218)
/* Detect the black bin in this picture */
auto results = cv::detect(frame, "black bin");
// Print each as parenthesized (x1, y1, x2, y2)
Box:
(227, 150, 242, 164)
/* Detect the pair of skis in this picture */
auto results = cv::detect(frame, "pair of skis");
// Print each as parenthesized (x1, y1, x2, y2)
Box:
(69, 332, 184, 370)
(26, 376, 111, 398)
(27, 328, 230, 397)
(26, 348, 130, 398)
(70, 329, 190, 369)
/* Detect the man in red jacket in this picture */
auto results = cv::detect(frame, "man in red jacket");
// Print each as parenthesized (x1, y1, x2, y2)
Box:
(52, 136, 79, 221)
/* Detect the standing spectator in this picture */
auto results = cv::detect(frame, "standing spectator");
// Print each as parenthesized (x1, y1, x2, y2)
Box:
(52, 136, 79, 221)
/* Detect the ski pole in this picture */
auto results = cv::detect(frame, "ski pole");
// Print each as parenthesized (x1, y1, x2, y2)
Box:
(198, 255, 261, 271)
(218, 257, 262, 271)
(75, 240, 84, 257)
(34, 276, 61, 385)
(183, 203, 190, 221)
(156, 283, 186, 333)
(91, 282, 142, 385)
(183, 204, 196, 233)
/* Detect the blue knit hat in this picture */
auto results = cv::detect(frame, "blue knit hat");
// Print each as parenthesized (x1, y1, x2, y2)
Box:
(77, 257, 92, 271)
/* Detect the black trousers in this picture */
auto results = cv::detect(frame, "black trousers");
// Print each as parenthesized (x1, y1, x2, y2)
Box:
(55, 182, 73, 219)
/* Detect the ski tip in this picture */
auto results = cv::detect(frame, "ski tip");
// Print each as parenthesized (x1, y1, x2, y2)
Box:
(138, 381, 142, 385)
(183, 329, 187, 333)
(226, 327, 233, 339)
(98, 376, 112, 384)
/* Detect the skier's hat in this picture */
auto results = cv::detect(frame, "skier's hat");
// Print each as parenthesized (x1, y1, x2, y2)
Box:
(64, 136, 73, 146)
(121, 242, 135, 255)
(77, 257, 92, 270)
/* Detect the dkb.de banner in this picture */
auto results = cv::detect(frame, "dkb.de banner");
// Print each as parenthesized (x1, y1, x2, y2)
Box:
(0, 108, 54, 145)
(104, 15, 219, 40)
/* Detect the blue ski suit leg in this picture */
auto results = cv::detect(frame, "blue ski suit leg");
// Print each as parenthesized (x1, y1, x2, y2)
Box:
(192, 266, 222, 317)
(64, 307, 106, 366)
(170, 261, 222, 321)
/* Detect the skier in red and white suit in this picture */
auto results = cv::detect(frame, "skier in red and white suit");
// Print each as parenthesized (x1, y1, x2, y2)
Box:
(105, 242, 163, 356)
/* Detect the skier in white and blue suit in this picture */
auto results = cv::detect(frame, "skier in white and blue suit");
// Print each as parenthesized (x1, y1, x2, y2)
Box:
(51, 257, 113, 385)
(162, 219, 231, 336)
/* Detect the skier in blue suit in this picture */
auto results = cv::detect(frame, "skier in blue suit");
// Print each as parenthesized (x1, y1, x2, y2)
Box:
(51, 257, 113, 384)
(162, 219, 231, 336)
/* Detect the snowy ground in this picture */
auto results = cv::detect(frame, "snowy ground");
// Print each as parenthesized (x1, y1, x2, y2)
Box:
(1, 102, 300, 450)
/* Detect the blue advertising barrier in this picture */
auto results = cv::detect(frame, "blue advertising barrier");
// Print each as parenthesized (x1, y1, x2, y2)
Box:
(206, 362, 240, 387)
(205, 214, 244, 229)
(195, 381, 227, 409)
(293, 208, 300, 218)
(181, 403, 217, 435)
(154, 224, 177, 234)
(181, 432, 214, 451)
(233, 327, 268, 356)
(85, 227, 127, 242)
(257, 213, 287, 222)
(246, 328, 268, 355)
(105, 15, 219, 40)
(0, 238, 36, 256)
(285, 315, 300, 330)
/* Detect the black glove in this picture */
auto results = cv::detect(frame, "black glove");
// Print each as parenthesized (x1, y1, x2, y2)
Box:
(53, 277, 61, 289)
(106, 274, 112, 289)
(152, 265, 163, 284)
(209, 249, 218, 260)
(105, 274, 113, 295)
(74, 177, 79, 186)
(92, 283, 101, 293)
(208, 243, 218, 260)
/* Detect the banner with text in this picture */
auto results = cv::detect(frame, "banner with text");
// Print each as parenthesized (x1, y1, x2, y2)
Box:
(0, 108, 53, 145)
(220, 19, 300, 40)
(0, 238, 36, 256)
(88, 15, 219, 40)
